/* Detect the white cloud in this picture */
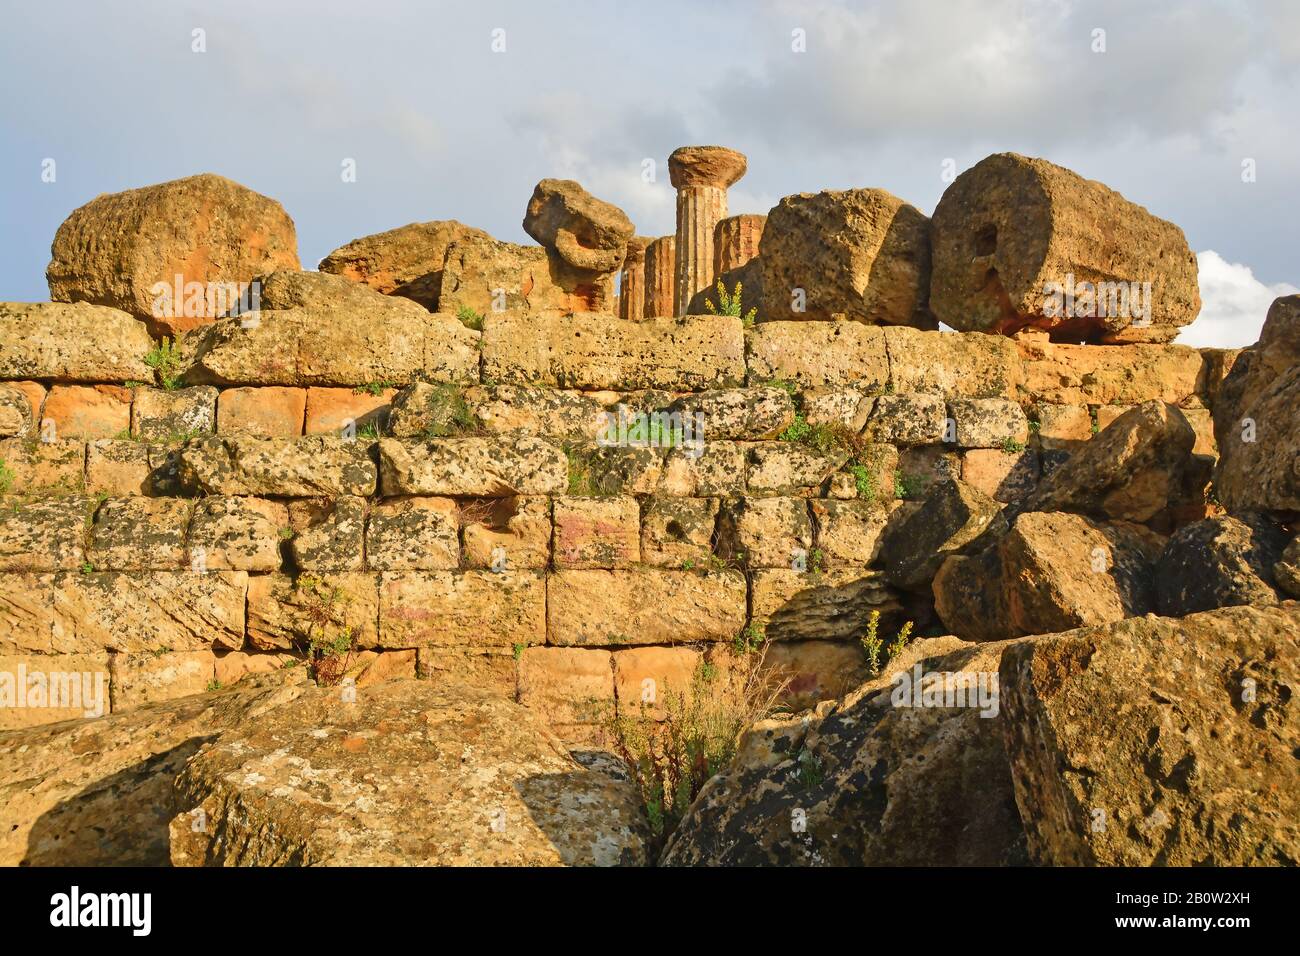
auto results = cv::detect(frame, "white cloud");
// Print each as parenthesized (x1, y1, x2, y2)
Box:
(1175, 250, 1299, 349)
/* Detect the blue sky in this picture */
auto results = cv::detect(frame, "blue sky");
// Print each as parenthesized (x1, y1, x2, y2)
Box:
(2, 0, 1296, 346)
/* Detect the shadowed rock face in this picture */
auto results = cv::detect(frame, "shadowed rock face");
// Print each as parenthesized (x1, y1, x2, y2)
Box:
(929, 153, 1200, 341)
(999, 604, 1300, 866)
(1212, 295, 1300, 515)
(0, 672, 310, 866)
(46, 173, 300, 337)
(1154, 513, 1286, 615)
(661, 637, 1029, 867)
(169, 679, 649, 866)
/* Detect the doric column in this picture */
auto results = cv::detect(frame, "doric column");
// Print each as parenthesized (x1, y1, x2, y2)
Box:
(643, 235, 676, 318)
(668, 146, 747, 315)
(617, 236, 651, 321)
(714, 213, 766, 277)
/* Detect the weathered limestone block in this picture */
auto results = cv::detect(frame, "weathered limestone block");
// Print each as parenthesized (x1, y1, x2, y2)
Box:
(640, 497, 719, 568)
(0, 653, 112, 730)
(50, 571, 247, 653)
(1001, 512, 1164, 635)
(866, 392, 947, 445)
(643, 235, 676, 318)
(378, 570, 545, 649)
(810, 499, 897, 567)
(246, 572, 379, 651)
(523, 178, 634, 312)
(177, 435, 377, 497)
(751, 568, 905, 642)
(879, 478, 1006, 591)
(169, 680, 649, 866)
(0, 303, 154, 382)
(930, 153, 1199, 339)
(761, 640, 867, 711)
(932, 544, 1012, 642)
(0, 439, 84, 495)
(547, 569, 746, 646)
(482, 313, 745, 390)
(110, 650, 216, 711)
(377, 437, 566, 496)
(212, 650, 297, 686)
(948, 398, 1028, 449)
(717, 496, 811, 569)
(318, 219, 490, 309)
(46, 173, 299, 335)
(182, 297, 478, 387)
(0, 573, 54, 654)
(416, 647, 517, 698)
(0, 496, 89, 571)
(746, 320, 888, 388)
(303, 386, 394, 436)
(960, 448, 1039, 504)
(612, 646, 703, 720)
(617, 237, 651, 321)
(0, 672, 307, 865)
(884, 327, 1024, 399)
(462, 496, 552, 570)
(1154, 514, 1286, 616)
(1212, 295, 1300, 513)
(1033, 403, 1093, 453)
(518, 646, 614, 729)
(186, 496, 285, 572)
(552, 496, 640, 569)
(0, 385, 34, 439)
(287, 496, 367, 572)
(82, 439, 149, 496)
(999, 605, 1300, 865)
(1022, 400, 1196, 523)
(365, 496, 460, 571)
(714, 213, 766, 277)
(131, 385, 217, 440)
(658, 442, 745, 497)
(464, 384, 610, 440)
(89, 496, 193, 571)
(1277, 536, 1300, 599)
(743, 442, 848, 496)
(761, 188, 932, 326)
(666, 386, 794, 440)
(438, 234, 578, 315)
(41, 385, 131, 440)
(1018, 338, 1207, 406)
(662, 637, 1026, 866)
(670, 146, 747, 315)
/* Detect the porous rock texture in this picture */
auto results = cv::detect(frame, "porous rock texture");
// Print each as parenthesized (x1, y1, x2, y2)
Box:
(929, 153, 1199, 340)
(46, 173, 300, 336)
(1154, 513, 1285, 615)
(760, 188, 932, 326)
(661, 637, 1028, 866)
(999, 604, 1300, 865)
(318, 219, 490, 310)
(169, 679, 649, 866)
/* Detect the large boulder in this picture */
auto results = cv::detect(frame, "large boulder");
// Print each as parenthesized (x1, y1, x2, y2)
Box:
(523, 179, 634, 276)
(999, 604, 1300, 865)
(317, 220, 490, 310)
(46, 173, 300, 336)
(0, 302, 154, 382)
(1276, 536, 1300, 599)
(661, 637, 1028, 866)
(1212, 295, 1300, 514)
(1021, 400, 1196, 523)
(929, 153, 1199, 341)
(879, 478, 1006, 590)
(0, 672, 308, 866)
(440, 233, 594, 316)
(169, 679, 649, 865)
(1154, 513, 1286, 615)
(760, 188, 932, 326)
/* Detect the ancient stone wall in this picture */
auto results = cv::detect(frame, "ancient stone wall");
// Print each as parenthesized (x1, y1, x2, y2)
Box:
(0, 296, 1236, 737)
